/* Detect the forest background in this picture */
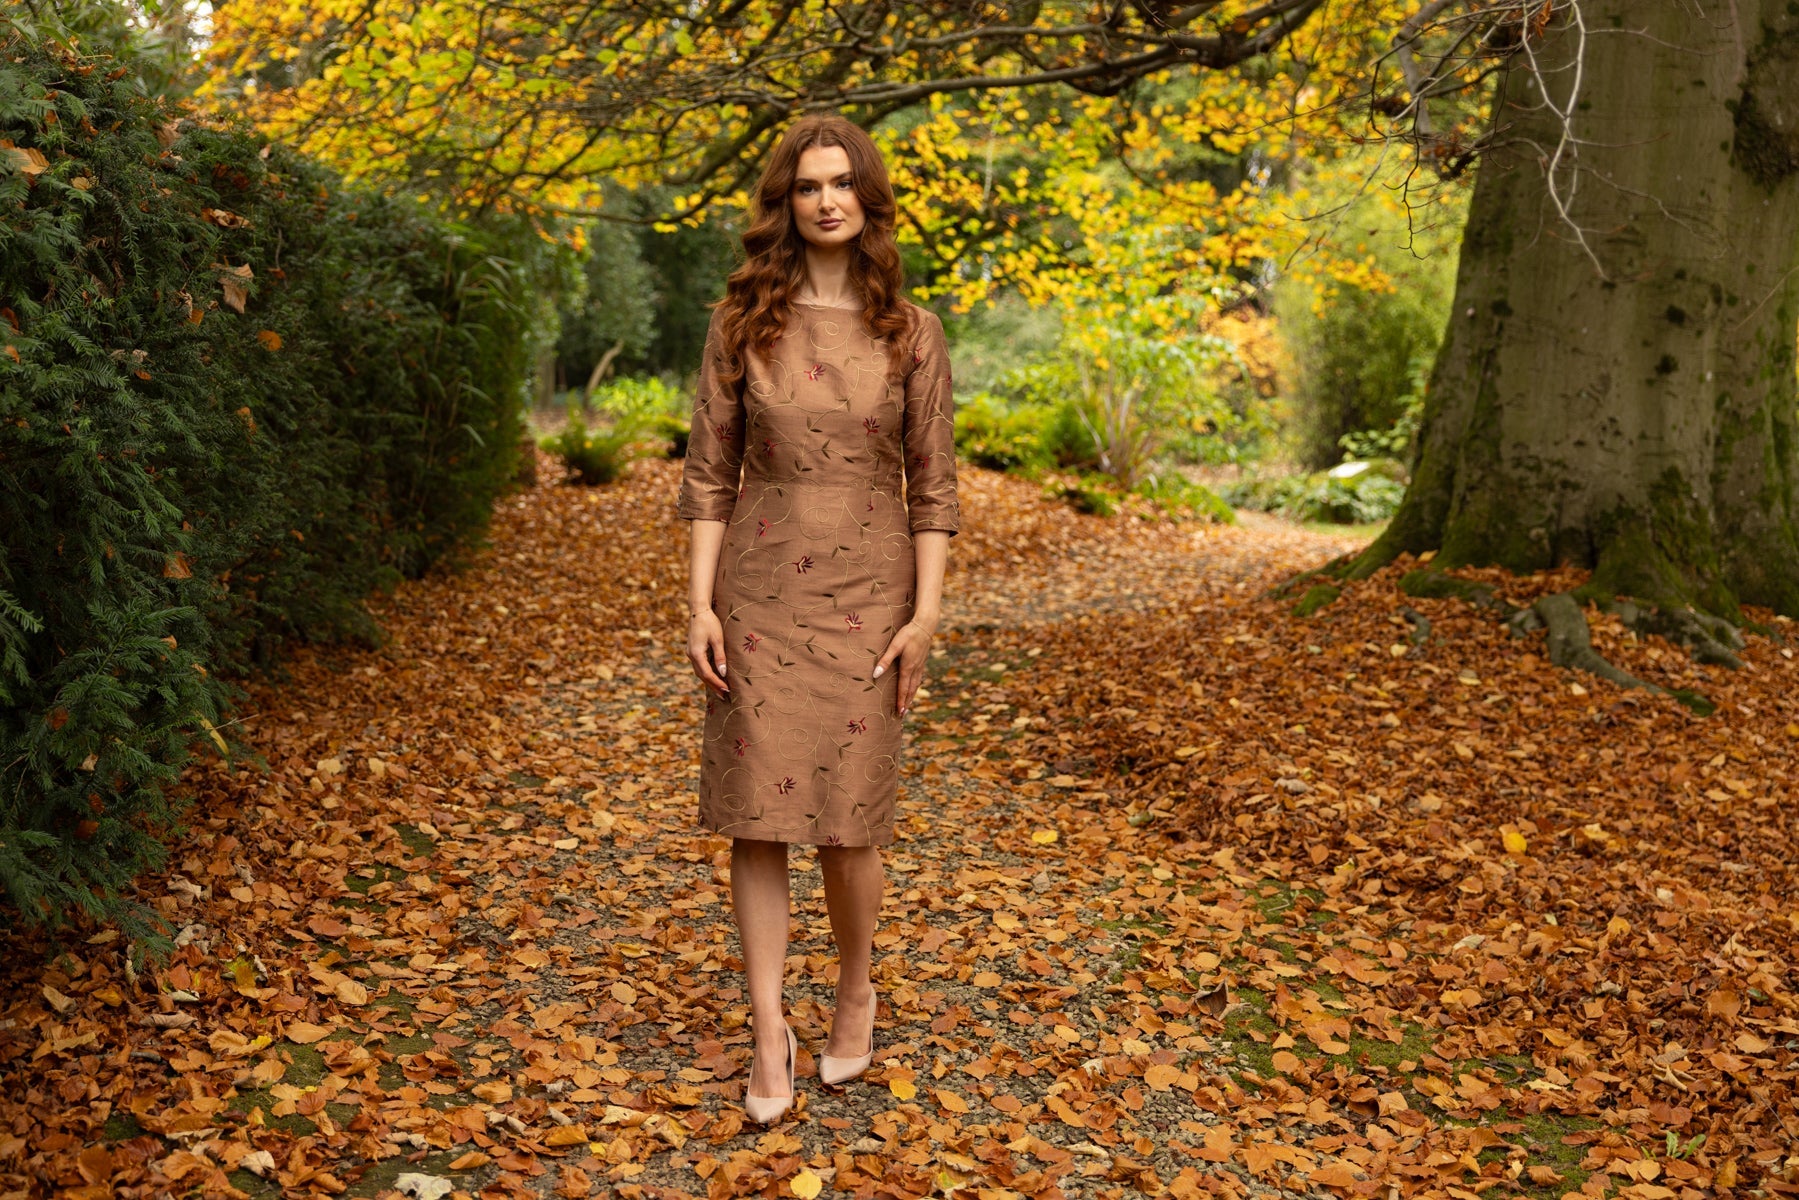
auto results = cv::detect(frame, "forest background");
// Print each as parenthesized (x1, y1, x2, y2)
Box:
(4, 0, 1482, 939)
(4, 1, 1799, 1197)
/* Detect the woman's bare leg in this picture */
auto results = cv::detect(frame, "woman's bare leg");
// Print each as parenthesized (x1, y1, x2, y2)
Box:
(731, 837, 793, 1098)
(818, 845, 883, 1056)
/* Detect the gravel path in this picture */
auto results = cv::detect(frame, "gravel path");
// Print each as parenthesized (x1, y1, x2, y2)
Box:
(385, 479, 1366, 1200)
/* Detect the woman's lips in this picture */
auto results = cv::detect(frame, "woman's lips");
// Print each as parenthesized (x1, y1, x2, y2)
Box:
(819, 218, 842, 228)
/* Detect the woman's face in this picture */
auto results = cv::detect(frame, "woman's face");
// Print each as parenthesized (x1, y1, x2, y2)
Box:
(790, 144, 866, 249)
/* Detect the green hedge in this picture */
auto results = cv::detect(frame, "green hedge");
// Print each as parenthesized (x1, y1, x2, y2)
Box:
(0, 29, 536, 945)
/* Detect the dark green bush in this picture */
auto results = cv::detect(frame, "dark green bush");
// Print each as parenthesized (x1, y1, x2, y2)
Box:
(955, 391, 1060, 472)
(0, 28, 536, 945)
(1276, 238, 1454, 471)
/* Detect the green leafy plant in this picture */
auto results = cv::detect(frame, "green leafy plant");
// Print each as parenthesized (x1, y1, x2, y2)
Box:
(1220, 462, 1408, 525)
(544, 406, 649, 484)
(1133, 473, 1236, 524)
(1273, 186, 1458, 470)
(1337, 353, 1429, 464)
(954, 391, 1060, 473)
(0, 23, 540, 948)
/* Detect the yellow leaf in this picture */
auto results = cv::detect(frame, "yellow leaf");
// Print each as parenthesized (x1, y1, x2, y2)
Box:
(1030, 829, 1058, 844)
(1144, 1063, 1182, 1091)
(199, 716, 229, 754)
(791, 1169, 823, 1199)
(888, 1078, 916, 1101)
(3, 145, 48, 175)
(544, 1125, 589, 1146)
(1500, 825, 1528, 855)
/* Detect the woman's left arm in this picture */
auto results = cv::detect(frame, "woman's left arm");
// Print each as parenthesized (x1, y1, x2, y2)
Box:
(878, 310, 960, 713)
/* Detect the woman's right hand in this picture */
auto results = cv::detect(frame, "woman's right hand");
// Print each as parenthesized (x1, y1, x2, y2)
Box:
(688, 610, 729, 696)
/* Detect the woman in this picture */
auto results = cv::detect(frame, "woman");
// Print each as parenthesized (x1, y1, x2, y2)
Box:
(676, 113, 961, 1125)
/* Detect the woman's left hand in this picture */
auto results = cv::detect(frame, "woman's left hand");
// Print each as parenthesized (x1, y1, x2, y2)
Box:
(874, 621, 934, 716)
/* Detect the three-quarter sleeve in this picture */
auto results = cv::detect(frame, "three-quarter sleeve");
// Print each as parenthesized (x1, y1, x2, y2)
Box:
(901, 309, 961, 537)
(677, 307, 746, 523)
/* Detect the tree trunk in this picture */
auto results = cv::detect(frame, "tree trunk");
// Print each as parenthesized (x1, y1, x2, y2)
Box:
(1354, 0, 1799, 625)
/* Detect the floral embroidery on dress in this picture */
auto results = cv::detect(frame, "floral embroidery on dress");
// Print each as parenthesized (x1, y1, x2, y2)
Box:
(677, 301, 960, 849)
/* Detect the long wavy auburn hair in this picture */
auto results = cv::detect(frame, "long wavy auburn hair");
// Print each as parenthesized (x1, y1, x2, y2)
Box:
(708, 113, 918, 391)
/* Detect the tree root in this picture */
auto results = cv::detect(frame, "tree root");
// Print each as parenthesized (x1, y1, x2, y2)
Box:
(1291, 583, 1341, 617)
(1399, 569, 1521, 618)
(1269, 552, 1357, 601)
(1278, 547, 1732, 713)
(1603, 598, 1745, 669)
(1510, 593, 1715, 715)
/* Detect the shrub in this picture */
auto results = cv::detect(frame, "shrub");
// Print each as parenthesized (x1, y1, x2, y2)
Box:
(0, 27, 537, 946)
(544, 407, 649, 484)
(955, 391, 1060, 472)
(1274, 209, 1456, 470)
(1219, 461, 1408, 525)
(590, 374, 687, 424)
(1133, 474, 1236, 524)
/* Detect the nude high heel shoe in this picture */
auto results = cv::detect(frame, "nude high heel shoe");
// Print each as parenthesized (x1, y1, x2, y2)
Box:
(819, 1002, 875, 1087)
(743, 1021, 797, 1124)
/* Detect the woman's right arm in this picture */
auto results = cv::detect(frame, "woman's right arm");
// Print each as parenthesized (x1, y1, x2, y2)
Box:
(679, 307, 746, 693)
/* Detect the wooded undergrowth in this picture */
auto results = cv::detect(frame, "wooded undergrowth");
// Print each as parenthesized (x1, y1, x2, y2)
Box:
(0, 27, 539, 942)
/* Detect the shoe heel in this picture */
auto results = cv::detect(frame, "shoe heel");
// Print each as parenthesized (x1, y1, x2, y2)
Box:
(744, 1021, 797, 1124)
(819, 1007, 876, 1087)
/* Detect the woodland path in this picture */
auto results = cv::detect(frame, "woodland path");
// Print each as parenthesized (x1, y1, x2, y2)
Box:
(5, 455, 1794, 1200)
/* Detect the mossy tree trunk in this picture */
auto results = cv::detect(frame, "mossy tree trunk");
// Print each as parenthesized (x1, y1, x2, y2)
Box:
(1353, 0, 1799, 625)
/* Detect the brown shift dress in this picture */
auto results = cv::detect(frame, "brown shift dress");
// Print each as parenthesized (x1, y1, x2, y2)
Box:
(676, 298, 961, 846)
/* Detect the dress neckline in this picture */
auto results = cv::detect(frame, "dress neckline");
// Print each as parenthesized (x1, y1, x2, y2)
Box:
(795, 299, 862, 310)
